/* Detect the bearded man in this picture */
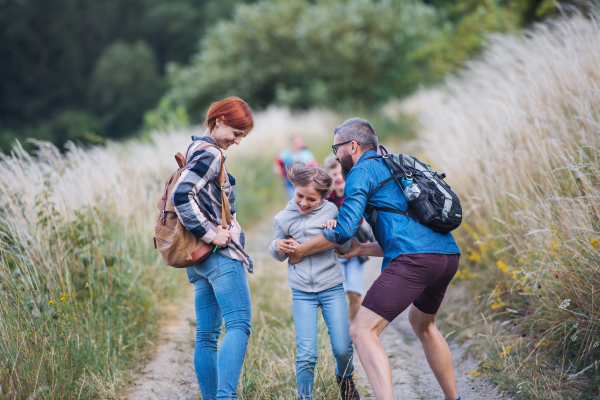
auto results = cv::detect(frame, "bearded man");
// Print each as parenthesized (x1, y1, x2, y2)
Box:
(289, 118, 462, 400)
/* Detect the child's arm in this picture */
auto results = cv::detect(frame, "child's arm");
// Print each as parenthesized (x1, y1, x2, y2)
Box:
(268, 218, 294, 262)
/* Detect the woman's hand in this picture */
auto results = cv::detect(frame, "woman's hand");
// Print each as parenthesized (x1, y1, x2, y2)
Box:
(322, 219, 337, 229)
(336, 237, 362, 259)
(212, 226, 232, 247)
(275, 239, 296, 254)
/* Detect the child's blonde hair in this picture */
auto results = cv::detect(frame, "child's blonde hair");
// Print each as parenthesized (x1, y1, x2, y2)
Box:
(287, 161, 333, 198)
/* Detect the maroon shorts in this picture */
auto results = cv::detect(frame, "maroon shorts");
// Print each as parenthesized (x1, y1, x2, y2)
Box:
(362, 253, 460, 321)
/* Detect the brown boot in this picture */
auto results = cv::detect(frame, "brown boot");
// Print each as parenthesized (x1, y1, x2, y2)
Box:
(336, 374, 360, 400)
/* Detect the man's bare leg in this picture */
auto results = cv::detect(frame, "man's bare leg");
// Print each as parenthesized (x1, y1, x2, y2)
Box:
(349, 306, 393, 400)
(347, 292, 362, 322)
(408, 305, 458, 400)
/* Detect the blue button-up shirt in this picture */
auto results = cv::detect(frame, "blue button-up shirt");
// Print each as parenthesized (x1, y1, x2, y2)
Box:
(323, 150, 460, 270)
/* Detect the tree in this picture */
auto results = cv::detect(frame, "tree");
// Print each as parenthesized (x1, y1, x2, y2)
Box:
(165, 0, 444, 116)
(90, 40, 164, 138)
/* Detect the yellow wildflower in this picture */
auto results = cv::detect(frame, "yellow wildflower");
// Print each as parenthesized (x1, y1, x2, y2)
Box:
(49, 300, 55, 305)
(491, 299, 506, 310)
(454, 267, 474, 281)
(591, 238, 599, 249)
(468, 252, 482, 262)
(497, 261, 508, 273)
(500, 343, 516, 358)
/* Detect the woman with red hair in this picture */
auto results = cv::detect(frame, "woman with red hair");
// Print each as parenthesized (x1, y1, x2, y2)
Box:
(171, 97, 254, 400)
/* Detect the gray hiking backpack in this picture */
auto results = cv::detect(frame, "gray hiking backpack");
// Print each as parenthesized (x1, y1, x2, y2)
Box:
(364, 146, 462, 234)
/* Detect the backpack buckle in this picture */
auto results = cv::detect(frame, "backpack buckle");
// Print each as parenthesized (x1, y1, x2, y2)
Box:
(160, 210, 165, 220)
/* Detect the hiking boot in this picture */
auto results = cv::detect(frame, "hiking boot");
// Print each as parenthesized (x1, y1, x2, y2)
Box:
(336, 374, 360, 400)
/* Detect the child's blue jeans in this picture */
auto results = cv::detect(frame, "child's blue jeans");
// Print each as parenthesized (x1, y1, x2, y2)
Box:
(292, 284, 354, 400)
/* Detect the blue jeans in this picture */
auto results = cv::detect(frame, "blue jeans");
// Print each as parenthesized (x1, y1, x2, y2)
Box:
(186, 253, 252, 400)
(292, 284, 354, 400)
(340, 257, 365, 295)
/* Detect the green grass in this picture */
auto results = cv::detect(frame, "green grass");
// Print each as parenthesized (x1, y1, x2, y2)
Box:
(0, 206, 181, 399)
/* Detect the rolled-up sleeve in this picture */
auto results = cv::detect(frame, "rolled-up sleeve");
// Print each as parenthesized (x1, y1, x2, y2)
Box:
(171, 148, 220, 243)
(323, 166, 375, 245)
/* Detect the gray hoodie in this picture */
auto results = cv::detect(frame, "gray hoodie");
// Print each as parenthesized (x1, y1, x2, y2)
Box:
(269, 200, 351, 293)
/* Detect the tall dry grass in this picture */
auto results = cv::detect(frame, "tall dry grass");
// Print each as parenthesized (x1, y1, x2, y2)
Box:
(0, 108, 340, 399)
(405, 13, 600, 399)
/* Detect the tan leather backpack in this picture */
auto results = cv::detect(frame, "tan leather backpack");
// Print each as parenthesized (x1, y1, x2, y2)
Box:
(154, 141, 232, 268)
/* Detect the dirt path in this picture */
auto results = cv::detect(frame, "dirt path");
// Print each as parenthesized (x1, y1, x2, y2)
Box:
(124, 285, 200, 399)
(126, 218, 509, 400)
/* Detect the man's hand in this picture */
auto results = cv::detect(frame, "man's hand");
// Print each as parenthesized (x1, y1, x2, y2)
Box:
(289, 253, 303, 264)
(212, 226, 232, 247)
(275, 239, 296, 254)
(287, 238, 303, 263)
(336, 237, 363, 259)
(322, 219, 337, 229)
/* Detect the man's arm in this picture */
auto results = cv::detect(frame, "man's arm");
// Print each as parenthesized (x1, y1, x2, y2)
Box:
(336, 238, 384, 258)
(290, 233, 337, 263)
(291, 166, 375, 262)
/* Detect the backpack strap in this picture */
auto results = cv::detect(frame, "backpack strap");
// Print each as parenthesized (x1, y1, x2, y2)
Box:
(159, 170, 179, 225)
(363, 153, 410, 187)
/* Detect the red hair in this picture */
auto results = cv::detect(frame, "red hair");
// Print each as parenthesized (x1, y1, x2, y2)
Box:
(205, 97, 254, 133)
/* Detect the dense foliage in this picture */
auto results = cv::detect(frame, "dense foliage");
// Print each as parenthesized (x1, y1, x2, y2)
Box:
(0, 0, 570, 150)
(0, 0, 255, 151)
(165, 0, 564, 120)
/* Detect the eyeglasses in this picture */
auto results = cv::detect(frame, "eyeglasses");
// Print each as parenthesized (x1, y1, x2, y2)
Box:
(331, 140, 360, 155)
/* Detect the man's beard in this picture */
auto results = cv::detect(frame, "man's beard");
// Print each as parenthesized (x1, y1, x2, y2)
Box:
(340, 154, 354, 180)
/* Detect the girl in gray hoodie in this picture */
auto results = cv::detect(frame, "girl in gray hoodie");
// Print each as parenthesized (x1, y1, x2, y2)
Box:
(269, 161, 360, 400)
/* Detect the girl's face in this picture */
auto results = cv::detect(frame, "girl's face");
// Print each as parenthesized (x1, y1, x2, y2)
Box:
(329, 164, 345, 192)
(294, 185, 323, 215)
(213, 119, 249, 150)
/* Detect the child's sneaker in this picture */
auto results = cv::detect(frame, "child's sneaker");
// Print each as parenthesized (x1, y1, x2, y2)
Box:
(336, 374, 360, 400)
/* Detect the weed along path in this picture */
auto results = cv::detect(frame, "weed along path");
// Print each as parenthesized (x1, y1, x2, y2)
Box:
(125, 213, 510, 399)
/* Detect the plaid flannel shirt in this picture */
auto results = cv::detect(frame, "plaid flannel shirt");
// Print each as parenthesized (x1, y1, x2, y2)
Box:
(170, 136, 253, 272)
